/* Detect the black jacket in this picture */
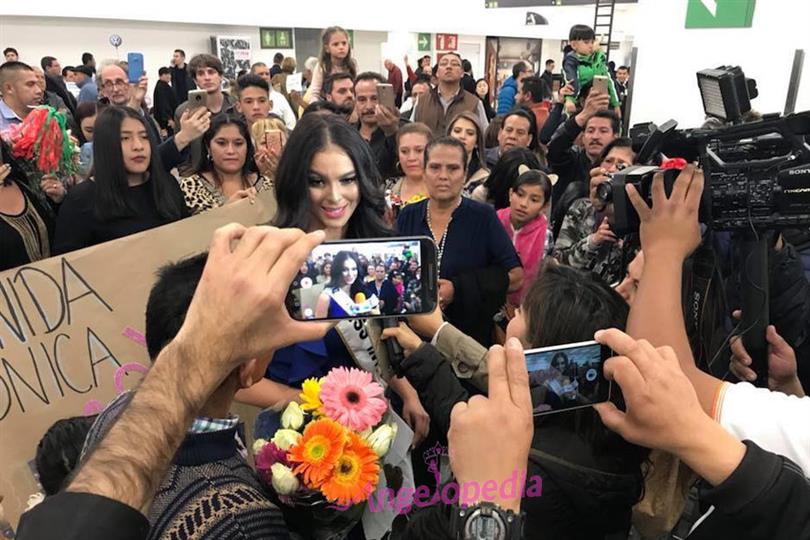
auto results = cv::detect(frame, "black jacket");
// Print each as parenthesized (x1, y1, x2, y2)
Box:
(152, 80, 178, 130)
(398, 343, 644, 539)
(45, 73, 77, 114)
(170, 64, 196, 103)
(688, 441, 810, 540)
(445, 264, 508, 348)
(547, 115, 594, 237)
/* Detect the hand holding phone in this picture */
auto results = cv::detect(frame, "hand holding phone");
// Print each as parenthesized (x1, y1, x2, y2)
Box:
(127, 53, 144, 83)
(187, 89, 209, 112)
(592, 75, 609, 96)
(524, 340, 612, 415)
(264, 129, 283, 155)
(377, 83, 396, 110)
(286, 237, 438, 321)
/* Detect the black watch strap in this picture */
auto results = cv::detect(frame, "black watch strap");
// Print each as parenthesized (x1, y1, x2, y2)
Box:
(450, 501, 524, 540)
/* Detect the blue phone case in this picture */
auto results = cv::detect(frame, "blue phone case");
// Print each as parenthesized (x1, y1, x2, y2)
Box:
(127, 53, 144, 82)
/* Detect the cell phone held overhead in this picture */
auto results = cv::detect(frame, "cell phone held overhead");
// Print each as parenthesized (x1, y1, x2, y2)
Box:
(524, 340, 613, 416)
(286, 237, 438, 321)
(186, 89, 209, 112)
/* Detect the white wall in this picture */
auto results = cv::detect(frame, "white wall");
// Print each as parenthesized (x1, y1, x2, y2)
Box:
(0, 16, 294, 101)
(1, 0, 639, 41)
(631, 0, 810, 128)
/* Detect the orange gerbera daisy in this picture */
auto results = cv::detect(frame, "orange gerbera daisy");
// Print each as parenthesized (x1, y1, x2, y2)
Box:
(321, 431, 381, 506)
(288, 418, 347, 488)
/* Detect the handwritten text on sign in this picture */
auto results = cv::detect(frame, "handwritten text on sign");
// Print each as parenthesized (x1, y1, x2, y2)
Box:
(0, 258, 126, 421)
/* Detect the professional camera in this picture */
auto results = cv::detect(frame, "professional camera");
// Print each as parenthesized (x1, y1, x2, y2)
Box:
(595, 66, 810, 236)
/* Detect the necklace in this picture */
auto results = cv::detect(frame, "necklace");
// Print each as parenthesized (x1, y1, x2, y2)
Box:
(426, 197, 461, 271)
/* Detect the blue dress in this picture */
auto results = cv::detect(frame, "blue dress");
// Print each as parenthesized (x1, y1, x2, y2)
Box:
(257, 329, 355, 439)
(396, 197, 521, 279)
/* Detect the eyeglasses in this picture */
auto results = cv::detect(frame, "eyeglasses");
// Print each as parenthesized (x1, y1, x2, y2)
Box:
(102, 79, 128, 90)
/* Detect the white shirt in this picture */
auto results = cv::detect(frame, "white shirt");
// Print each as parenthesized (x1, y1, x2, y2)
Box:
(269, 89, 296, 130)
(715, 381, 810, 474)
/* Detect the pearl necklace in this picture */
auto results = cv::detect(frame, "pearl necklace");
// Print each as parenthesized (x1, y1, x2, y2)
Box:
(426, 197, 462, 271)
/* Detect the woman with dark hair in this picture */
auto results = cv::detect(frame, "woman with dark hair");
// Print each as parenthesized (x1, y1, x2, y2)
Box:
(314, 250, 368, 318)
(397, 136, 523, 346)
(386, 262, 648, 539)
(447, 111, 489, 187)
(473, 146, 543, 209)
(54, 106, 188, 254)
(239, 114, 431, 466)
(273, 113, 389, 239)
(474, 78, 496, 121)
(178, 115, 272, 215)
(73, 101, 98, 145)
(0, 142, 61, 271)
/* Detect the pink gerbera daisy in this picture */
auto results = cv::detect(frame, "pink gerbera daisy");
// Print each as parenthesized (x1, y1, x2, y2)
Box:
(320, 367, 387, 432)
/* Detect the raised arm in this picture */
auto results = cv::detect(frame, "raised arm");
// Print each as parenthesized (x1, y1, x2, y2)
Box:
(624, 165, 721, 413)
(18, 226, 331, 539)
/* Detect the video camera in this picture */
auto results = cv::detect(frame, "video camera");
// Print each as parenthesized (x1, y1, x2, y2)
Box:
(596, 66, 810, 236)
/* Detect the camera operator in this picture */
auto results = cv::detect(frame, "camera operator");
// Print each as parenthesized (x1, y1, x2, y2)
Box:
(546, 88, 619, 237)
(624, 165, 810, 538)
(553, 137, 634, 285)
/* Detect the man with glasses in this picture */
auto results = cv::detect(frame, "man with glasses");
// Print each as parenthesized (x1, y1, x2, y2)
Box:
(412, 52, 488, 137)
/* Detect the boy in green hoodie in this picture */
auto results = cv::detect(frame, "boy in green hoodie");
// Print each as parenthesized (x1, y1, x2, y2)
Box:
(563, 24, 620, 117)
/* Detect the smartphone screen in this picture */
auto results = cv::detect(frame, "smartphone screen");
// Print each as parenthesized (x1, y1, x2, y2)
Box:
(377, 83, 396, 110)
(525, 340, 612, 416)
(127, 53, 144, 83)
(287, 237, 438, 321)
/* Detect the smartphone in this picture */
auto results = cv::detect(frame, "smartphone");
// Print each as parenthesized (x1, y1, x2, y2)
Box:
(286, 237, 438, 321)
(592, 75, 609, 96)
(187, 89, 208, 112)
(377, 83, 396, 110)
(264, 129, 283, 155)
(127, 52, 144, 83)
(524, 340, 612, 416)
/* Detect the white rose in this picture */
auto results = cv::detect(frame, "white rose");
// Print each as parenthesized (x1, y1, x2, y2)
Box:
(271, 463, 300, 495)
(367, 423, 397, 457)
(272, 429, 302, 451)
(252, 438, 269, 455)
(281, 401, 305, 430)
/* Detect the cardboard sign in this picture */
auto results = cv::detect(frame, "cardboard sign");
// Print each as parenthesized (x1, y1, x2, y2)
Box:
(0, 191, 277, 526)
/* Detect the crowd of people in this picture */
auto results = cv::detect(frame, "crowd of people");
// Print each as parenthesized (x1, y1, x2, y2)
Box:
(2, 18, 810, 540)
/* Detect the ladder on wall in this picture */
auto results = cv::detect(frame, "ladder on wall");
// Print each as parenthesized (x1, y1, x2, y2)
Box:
(593, 0, 616, 62)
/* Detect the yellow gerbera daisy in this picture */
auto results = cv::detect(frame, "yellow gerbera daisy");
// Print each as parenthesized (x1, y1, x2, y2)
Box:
(300, 377, 324, 416)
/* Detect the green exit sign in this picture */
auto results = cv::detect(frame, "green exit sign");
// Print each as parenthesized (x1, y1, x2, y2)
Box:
(260, 28, 294, 49)
(685, 0, 755, 28)
(418, 33, 431, 52)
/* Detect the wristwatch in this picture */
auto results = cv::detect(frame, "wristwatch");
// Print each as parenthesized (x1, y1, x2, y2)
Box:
(451, 501, 524, 540)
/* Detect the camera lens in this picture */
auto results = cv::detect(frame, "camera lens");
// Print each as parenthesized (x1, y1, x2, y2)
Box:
(596, 180, 613, 203)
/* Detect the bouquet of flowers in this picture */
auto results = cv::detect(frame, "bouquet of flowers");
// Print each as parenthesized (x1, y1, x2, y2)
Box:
(1, 105, 78, 191)
(254, 366, 398, 540)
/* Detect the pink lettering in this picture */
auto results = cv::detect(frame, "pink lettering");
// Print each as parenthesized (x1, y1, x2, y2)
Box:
(413, 485, 432, 508)
(460, 481, 480, 506)
(441, 482, 459, 505)
(481, 480, 497, 502)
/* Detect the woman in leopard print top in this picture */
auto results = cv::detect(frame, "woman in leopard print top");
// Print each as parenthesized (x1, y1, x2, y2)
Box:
(179, 115, 273, 215)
